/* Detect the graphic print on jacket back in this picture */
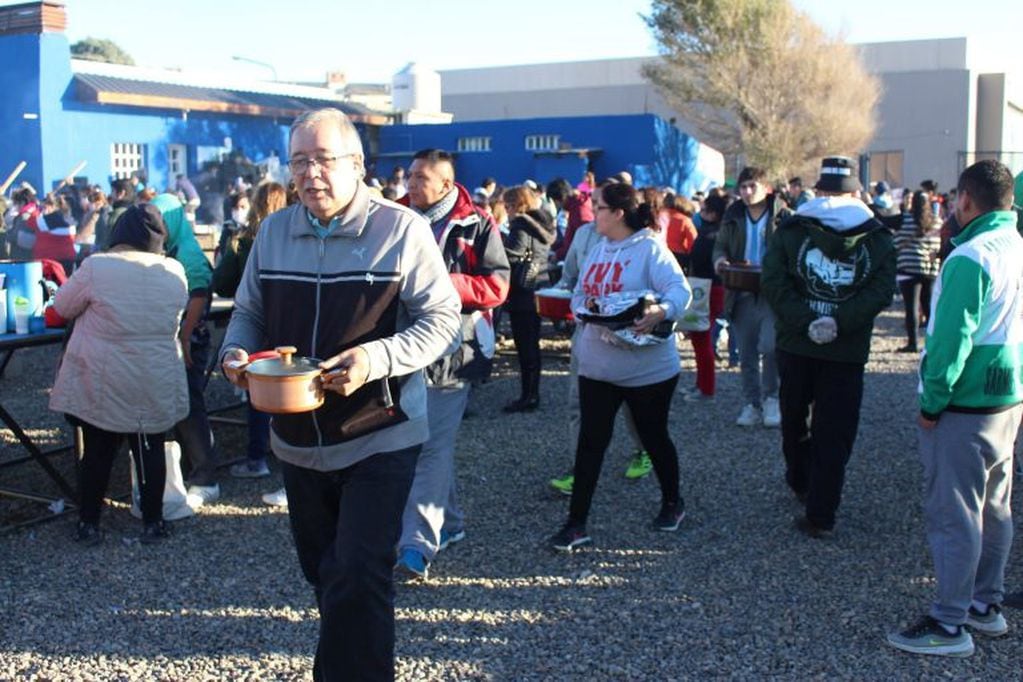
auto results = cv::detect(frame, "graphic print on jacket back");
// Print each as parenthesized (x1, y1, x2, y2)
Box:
(796, 238, 873, 316)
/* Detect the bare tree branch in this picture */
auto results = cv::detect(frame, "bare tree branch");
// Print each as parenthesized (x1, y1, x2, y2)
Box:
(642, 0, 878, 179)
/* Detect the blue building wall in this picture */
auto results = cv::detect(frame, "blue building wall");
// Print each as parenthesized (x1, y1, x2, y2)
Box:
(1, 31, 302, 195)
(0, 33, 44, 192)
(373, 114, 720, 196)
(1, 29, 719, 200)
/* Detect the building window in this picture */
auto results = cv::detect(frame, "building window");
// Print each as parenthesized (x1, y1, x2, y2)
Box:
(111, 143, 147, 179)
(868, 150, 903, 187)
(525, 134, 561, 152)
(457, 136, 491, 152)
(168, 144, 187, 178)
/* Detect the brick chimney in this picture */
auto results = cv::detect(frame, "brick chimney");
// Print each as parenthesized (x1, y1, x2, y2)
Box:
(0, 1, 66, 36)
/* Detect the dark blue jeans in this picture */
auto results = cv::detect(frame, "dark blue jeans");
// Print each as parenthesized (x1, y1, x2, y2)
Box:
(281, 445, 420, 682)
(247, 404, 271, 462)
(173, 327, 217, 486)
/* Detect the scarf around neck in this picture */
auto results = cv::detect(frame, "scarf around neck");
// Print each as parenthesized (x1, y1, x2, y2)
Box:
(415, 188, 459, 228)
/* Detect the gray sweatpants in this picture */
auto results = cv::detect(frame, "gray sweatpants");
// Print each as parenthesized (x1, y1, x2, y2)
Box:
(919, 405, 1023, 625)
(731, 293, 777, 408)
(398, 384, 470, 561)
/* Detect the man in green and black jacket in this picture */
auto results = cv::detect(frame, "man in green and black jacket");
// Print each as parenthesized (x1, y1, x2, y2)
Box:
(761, 156, 895, 538)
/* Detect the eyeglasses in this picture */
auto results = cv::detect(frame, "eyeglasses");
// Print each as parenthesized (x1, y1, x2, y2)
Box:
(595, 204, 613, 211)
(288, 154, 354, 174)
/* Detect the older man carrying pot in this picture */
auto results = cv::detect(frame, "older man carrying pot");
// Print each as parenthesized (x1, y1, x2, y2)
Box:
(221, 108, 461, 681)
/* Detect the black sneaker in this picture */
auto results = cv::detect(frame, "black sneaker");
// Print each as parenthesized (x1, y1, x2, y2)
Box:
(74, 521, 103, 547)
(793, 515, 834, 539)
(140, 521, 172, 545)
(654, 501, 686, 532)
(549, 523, 592, 552)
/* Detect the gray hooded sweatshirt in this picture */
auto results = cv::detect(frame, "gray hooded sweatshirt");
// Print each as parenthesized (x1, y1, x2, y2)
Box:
(572, 228, 691, 387)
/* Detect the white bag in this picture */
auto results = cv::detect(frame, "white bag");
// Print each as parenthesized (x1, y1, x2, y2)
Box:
(130, 440, 194, 521)
(677, 277, 711, 332)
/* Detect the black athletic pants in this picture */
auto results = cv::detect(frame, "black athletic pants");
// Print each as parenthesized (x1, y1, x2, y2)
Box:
(569, 374, 681, 526)
(777, 349, 864, 530)
(78, 422, 165, 525)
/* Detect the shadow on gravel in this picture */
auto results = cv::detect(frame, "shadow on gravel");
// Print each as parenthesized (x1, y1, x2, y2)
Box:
(2, 307, 1022, 680)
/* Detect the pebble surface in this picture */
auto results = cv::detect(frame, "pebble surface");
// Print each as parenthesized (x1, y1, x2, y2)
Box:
(2, 308, 1021, 680)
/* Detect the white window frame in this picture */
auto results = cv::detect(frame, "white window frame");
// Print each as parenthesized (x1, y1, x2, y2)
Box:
(167, 143, 187, 178)
(524, 134, 561, 152)
(457, 136, 492, 152)
(111, 143, 147, 179)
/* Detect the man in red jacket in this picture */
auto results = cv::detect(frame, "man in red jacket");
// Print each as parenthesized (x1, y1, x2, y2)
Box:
(396, 148, 510, 580)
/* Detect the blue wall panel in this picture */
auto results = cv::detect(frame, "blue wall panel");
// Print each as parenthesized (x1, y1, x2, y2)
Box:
(0, 34, 43, 192)
(374, 114, 720, 194)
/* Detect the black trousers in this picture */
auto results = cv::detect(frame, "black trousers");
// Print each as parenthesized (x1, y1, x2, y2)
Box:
(281, 445, 420, 682)
(898, 275, 934, 349)
(569, 374, 680, 526)
(78, 422, 166, 524)
(508, 309, 542, 377)
(776, 349, 864, 530)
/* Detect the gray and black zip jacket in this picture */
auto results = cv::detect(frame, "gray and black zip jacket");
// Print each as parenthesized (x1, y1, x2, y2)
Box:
(221, 182, 462, 471)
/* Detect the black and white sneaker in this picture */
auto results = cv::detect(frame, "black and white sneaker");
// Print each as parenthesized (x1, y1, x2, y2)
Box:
(886, 615, 974, 657)
(966, 603, 1008, 637)
(654, 501, 686, 532)
(549, 523, 592, 552)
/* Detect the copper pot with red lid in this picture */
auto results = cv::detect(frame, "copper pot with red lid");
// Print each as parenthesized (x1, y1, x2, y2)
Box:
(230, 346, 324, 414)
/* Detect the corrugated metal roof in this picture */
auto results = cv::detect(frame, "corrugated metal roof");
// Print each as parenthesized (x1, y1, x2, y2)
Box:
(74, 72, 383, 120)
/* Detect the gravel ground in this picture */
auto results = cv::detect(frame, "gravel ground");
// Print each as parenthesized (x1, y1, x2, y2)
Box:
(2, 305, 1022, 681)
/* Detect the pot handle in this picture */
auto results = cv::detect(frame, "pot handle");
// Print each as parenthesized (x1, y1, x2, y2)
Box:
(223, 355, 250, 388)
(275, 345, 298, 366)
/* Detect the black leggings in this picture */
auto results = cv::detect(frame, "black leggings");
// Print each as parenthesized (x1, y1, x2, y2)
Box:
(569, 374, 681, 526)
(899, 275, 934, 348)
(78, 422, 166, 524)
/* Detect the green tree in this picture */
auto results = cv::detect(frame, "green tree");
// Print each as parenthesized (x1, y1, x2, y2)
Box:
(70, 37, 135, 66)
(643, 0, 878, 179)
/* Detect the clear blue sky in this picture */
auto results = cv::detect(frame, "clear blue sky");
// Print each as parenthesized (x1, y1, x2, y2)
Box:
(13, 0, 1022, 83)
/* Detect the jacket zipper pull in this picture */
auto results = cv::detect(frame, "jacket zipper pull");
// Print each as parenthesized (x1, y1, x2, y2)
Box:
(319, 238, 325, 259)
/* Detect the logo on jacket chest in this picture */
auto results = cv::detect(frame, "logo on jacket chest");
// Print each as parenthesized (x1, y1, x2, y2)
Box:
(581, 260, 631, 297)
(796, 239, 871, 303)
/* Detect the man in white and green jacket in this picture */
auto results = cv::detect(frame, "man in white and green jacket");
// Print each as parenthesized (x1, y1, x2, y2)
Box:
(888, 160, 1023, 658)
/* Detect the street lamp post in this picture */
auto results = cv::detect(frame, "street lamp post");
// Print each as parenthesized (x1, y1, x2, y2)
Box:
(232, 55, 278, 81)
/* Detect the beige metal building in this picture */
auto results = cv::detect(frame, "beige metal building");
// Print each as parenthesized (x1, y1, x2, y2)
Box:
(438, 37, 1022, 190)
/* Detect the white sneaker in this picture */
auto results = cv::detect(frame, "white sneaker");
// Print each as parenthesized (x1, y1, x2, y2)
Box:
(736, 404, 762, 427)
(130, 501, 194, 521)
(185, 483, 221, 509)
(262, 488, 288, 508)
(762, 397, 781, 428)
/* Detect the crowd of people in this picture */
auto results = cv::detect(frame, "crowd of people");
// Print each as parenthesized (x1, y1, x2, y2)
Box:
(3, 106, 1023, 675)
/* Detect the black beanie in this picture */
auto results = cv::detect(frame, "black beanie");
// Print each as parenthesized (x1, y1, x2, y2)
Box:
(109, 204, 167, 254)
